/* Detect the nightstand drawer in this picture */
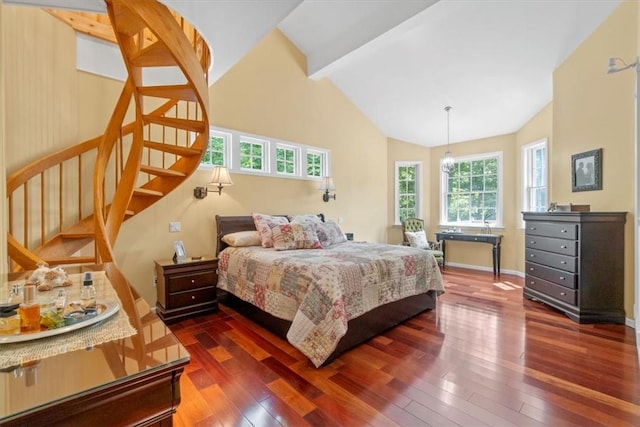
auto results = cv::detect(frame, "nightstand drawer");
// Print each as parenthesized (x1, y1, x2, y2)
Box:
(168, 286, 217, 309)
(525, 262, 577, 289)
(168, 270, 216, 293)
(526, 276, 576, 305)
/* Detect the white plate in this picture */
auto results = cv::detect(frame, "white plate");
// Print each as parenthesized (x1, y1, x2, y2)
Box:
(0, 300, 120, 344)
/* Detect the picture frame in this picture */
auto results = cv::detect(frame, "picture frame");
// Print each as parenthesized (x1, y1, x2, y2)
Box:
(571, 148, 602, 192)
(173, 240, 187, 263)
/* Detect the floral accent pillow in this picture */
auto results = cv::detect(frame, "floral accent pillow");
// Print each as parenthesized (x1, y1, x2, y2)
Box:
(317, 219, 347, 247)
(252, 213, 289, 248)
(271, 224, 322, 250)
(405, 230, 429, 249)
(288, 214, 323, 227)
(221, 231, 261, 247)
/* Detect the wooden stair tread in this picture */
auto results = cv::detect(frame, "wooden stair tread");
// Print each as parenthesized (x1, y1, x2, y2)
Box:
(60, 232, 95, 239)
(130, 41, 177, 67)
(133, 188, 164, 197)
(143, 115, 206, 133)
(140, 164, 187, 177)
(143, 140, 200, 157)
(43, 255, 97, 265)
(138, 84, 197, 101)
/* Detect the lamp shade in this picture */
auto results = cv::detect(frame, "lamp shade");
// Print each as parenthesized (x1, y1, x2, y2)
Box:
(209, 166, 233, 187)
(319, 177, 335, 191)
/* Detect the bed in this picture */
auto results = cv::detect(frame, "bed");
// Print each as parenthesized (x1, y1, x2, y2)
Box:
(215, 214, 445, 367)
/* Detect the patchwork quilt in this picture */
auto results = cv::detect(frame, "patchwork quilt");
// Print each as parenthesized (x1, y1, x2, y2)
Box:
(217, 242, 445, 367)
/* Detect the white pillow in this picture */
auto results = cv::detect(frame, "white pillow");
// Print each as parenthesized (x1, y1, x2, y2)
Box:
(222, 231, 261, 247)
(405, 230, 429, 249)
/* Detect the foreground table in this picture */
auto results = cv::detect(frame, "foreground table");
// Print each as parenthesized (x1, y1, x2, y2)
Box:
(0, 264, 190, 426)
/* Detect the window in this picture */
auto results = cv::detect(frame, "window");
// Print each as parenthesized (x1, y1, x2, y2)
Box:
(307, 150, 324, 178)
(276, 144, 298, 175)
(201, 130, 230, 167)
(239, 137, 267, 172)
(395, 161, 422, 224)
(199, 126, 330, 181)
(441, 152, 502, 227)
(522, 139, 548, 214)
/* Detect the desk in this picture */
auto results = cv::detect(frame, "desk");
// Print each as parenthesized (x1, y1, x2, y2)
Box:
(435, 232, 503, 276)
(1, 264, 190, 426)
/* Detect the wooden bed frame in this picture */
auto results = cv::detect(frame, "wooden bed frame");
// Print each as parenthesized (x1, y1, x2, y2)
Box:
(215, 215, 438, 366)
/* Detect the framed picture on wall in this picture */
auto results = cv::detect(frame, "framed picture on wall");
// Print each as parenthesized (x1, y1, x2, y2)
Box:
(571, 148, 602, 192)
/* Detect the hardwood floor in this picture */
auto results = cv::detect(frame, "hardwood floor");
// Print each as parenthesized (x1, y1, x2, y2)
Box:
(169, 267, 640, 426)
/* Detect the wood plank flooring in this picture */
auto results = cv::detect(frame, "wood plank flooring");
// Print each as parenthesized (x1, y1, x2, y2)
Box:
(169, 267, 640, 426)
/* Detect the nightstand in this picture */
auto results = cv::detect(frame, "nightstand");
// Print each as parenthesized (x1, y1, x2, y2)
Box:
(154, 255, 218, 323)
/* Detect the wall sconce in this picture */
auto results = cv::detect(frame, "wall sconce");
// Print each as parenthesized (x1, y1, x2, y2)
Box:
(194, 166, 233, 199)
(319, 176, 336, 202)
(607, 57, 638, 74)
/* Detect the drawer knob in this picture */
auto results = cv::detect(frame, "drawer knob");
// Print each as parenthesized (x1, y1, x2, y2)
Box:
(529, 267, 534, 271)
(560, 292, 566, 296)
(559, 276, 565, 280)
(530, 227, 537, 230)
(561, 229, 567, 233)
(474, 238, 478, 241)
(560, 245, 567, 249)
(530, 281, 535, 285)
(191, 295, 196, 300)
(561, 261, 567, 264)
(530, 254, 535, 257)
(530, 240, 536, 244)
(191, 279, 195, 283)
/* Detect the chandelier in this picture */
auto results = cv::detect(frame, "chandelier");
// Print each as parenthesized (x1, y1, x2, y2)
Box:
(441, 106, 455, 174)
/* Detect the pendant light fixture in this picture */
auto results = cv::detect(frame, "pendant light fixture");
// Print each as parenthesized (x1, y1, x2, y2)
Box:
(441, 106, 455, 174)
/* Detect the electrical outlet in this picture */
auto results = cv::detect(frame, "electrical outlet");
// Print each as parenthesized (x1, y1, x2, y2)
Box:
(169, 221, 181, 232)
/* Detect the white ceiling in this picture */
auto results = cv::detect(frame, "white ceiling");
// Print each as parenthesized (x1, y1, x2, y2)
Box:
(3, 0, 622, 147)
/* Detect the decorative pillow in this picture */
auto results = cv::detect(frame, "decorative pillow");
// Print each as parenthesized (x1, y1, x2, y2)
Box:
(221, 230, 261, 247)
(271, 224, 322, 250)
(317, 219, 347, 247)
(405, 230, 429, 249)
(252, 213, 289, 248)
(288, 214, 323, 226)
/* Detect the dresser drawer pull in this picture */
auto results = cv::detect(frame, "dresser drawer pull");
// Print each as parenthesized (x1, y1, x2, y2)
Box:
(559, 276, 565, 280)
(561, 229, 567, 233)
(560, 245, 567, 249)
(560, 261, 567, 264)
(530, 281, 535, 285)
(560, 292, 566, 296)
(191, 295, 196, 300)
(191, 279, 195, 283)
(530, 240, 536, 244)
(530, 254, 535, 257)
(529, 267, 534, 271)
(530, 227, 537, 231)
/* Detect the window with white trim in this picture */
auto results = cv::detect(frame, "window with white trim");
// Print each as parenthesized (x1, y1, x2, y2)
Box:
(239, 136, 267, 173)
(276, 144, 298, 176)
(307, 150, 324, 178)
(522, 139, 547, 214)
(395, 161, 422, 225)
(200, 126, 330, 181)
(201, 130, 230, 167)
(441, 152, 502, 227)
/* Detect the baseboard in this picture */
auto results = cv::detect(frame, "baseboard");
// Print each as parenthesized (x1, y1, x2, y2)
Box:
(443, 262, 522, 278)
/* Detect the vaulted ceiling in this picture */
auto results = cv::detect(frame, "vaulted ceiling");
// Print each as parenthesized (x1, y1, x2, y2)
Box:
(4, 0, 622, 146)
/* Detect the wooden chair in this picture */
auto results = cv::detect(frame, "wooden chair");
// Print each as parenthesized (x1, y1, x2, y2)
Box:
(401, 218, 444, 268)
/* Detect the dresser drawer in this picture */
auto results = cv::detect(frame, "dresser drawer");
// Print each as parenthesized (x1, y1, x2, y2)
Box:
(168, 286, 217, 309)
(525, 221, 578, 239)
(525, 248, 577, 272)
(526, 276, 576, 305)
(525, 235, 577, 256)
(168, 270, 216, 293)
(525, 262, 577, 289)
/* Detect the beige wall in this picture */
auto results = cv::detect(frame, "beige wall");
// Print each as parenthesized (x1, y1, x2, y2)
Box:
(553, 0, 636, 318)
(1, 3, 6, 277)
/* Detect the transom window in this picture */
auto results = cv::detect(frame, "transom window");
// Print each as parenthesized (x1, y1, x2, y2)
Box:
(200, 126, 330, 181)
(395, 161, 422, 225)
(522, 139, 548, 216)
(239, 137, 267, 172)
(441, 152, 502, 227)
(276, 144, 298, 175)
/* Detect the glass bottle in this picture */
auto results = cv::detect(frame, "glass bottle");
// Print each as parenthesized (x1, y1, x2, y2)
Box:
(80, 272, 96, 309)
(19, 285, 41, 333)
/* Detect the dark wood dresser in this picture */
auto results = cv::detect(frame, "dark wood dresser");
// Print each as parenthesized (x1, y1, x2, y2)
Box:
(522, 211, 627, 323)
(155, 256, 218, 323)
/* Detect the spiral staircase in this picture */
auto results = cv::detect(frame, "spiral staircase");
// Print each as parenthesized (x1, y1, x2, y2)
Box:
(6, 0, 210, 272)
